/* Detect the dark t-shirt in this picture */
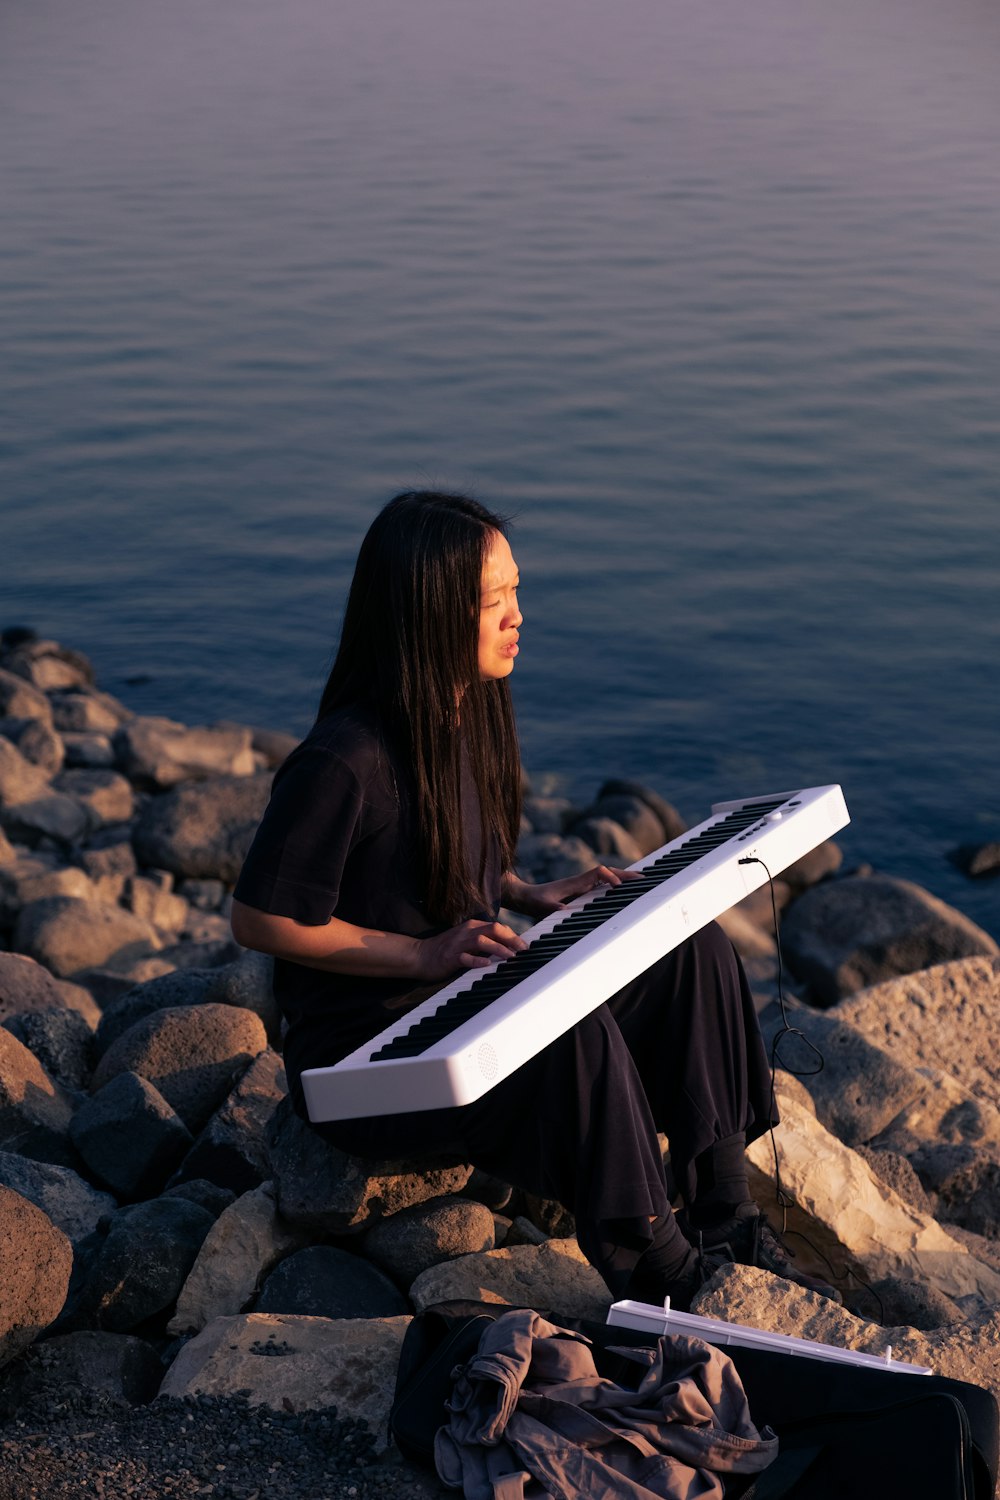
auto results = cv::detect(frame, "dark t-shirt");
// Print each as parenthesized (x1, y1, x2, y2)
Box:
(233, 703, 501, 1114)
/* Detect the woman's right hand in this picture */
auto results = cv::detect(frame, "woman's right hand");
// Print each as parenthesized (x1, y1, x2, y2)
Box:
(417, 919, 528, 982)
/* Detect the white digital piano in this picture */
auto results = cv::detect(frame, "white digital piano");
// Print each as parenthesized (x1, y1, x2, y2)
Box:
(301, 783, 850, 1123)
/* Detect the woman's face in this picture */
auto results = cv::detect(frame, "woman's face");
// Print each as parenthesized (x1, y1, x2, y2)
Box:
(478, 530, 522, 680)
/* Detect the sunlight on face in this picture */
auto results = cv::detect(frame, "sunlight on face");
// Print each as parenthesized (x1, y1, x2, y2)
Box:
(478, 531, 522, 680)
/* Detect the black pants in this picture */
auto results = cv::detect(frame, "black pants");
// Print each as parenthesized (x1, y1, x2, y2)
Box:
(312, 922, 776, 1291)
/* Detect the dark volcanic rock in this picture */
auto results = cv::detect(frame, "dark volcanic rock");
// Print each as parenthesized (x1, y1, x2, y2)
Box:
(13, 895, 164, 979)
(265, 1094, 472, 1235)
(89, 1003, 268, 1134)
(70, 1071, 194, 1198)
(3, 1005, 94, 1091)
(66, 1197, 215, 1333)
(0, 1329, 163, 1417)
(0, 951, 74, 1024)
(173, 1048, 286, 1194)
(254, 1246, 409, 1319)
(361, 1195, 495, 1287)
(0, 1026, 76, 1167)
(132, 771, 273, 882)
(0, 1150, 117, 1248)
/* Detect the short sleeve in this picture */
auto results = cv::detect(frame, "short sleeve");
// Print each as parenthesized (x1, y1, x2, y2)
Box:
(233, 744, 368, 925)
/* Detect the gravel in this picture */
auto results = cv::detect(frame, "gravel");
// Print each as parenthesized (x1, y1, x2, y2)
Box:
(0, 1374, 448, 1500)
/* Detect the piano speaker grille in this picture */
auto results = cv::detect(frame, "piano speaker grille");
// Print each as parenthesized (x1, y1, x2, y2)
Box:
(478, 1043, 498, 1082)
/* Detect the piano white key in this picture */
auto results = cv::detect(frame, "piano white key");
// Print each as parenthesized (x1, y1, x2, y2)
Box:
(301, 783, 849, 1122)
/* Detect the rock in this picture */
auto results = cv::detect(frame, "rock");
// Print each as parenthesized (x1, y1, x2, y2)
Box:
(949, 841, 1000, 878)
(910, 1145, 1000, 1241)
(715, 905, 778, 961)
(0, 667, 53, 725)
(0, 853, 96, 925)
(596, 779, 687, 843)
(157, 1312, 410, 1454)
(871, 1066, 1000, 1161)
(168, 1182, 310, 1335)
(0, 736, 50, 805)
(566, 816, 643, 864)
(836, 956, 1000, 1108)
(163, 1178, 237, 1219)
(2, 639, 95, 693)
(78, 829, 139, 887)
(586, 793, 669, 856)
(758, 995, 923, 1146)
(255, 1246, 409, 1319)
(68, 1197, 215, 1333)
(865, 1276, 964, 1331)
(178, 877, 228, 911)
(779, 874, 999, 1004)
(61, 731, 116, 769)
(0, 1151, 117, 1248)
(504, 1215, 549, 1247)
(0, 1027, 76, 1166)
(0, 951, 76, 1024)
(69, 1072, 193, 1198)
(115, 716, 256, 789)
(522, 796, 576, 835)
(50, 689, 130, 736)
(248, 726, 298, 768)
(0, 716, 64, 774)
(463, 1168, 514, 1211)
(53, 767, 135, 828)
(174, 1048, 286, 1194)
(745, 1094, 1000, 1309)
(132, 771, 273, 883)
(0, 1185, 73, 1368)
(362, 1196, 496, 1288)
(696, 1263, 1000, 1420)
(265, 1095, 472, 1235)
(515, 832, 597, 883)
(14, 895, 164, 978)
(3, 1005, 94, 1091)
(0, 1329, 163, 1412)
(124, 872, 188, 931)
(516, 1193, 576, 1240)
(851, 1145, 934, 1218)
(90, 1003, 268, 1135)
(779, 841, 844, 893)
(409, 1238, 609, 1321)
(95, 966, 226, 1055)
(1, 791, 91, 847)
(0, 827, 13, 864)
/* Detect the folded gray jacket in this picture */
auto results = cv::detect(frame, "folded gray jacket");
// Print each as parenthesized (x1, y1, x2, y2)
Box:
(434, 1309, 778, 1500)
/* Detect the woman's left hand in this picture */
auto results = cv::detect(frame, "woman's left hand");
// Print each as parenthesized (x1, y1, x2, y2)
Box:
(502, 865, 642, 920)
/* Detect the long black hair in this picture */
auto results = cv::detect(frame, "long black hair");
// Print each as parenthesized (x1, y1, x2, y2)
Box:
(317, 491, 522, 924)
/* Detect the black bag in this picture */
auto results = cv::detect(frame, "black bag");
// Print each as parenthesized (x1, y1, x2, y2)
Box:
(390, 1302, 999, 1500)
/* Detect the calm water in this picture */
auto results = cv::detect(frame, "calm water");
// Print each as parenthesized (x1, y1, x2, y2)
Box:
(2, 0, 999, 936)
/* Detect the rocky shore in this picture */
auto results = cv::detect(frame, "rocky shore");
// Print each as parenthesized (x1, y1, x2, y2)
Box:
(1, 627, 999, 1498)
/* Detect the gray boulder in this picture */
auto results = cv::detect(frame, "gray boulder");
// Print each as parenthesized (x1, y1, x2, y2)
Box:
(580, 792, 668, 856)
(89, 1003, 268, 1135)
(362, 1195, 496, 1288)
(162, 1179, 236, 1220)
(69, 1071, 193, 1198)
(780, 874, 999, 1005)
(0, 1185, 73, 1368)
(1, 792, 91, 847)
(3, 1005, 94, 1091)
(265, 1095, 472, 1235)
(0, 1151, 117, 1247)
(566, 816, 643, 864)
(115, 716, 256, 789)
(62, 731, 116, 768)
(14, 895, 164, 979)
(0, 735, 50, 805)
(67, 1197, 215, 1332)
(173, 1048, 286, 1194)
(255, 1246, 408, 1319)
(0, 1026, 76, 1166)
(132, 771, 273, 882)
